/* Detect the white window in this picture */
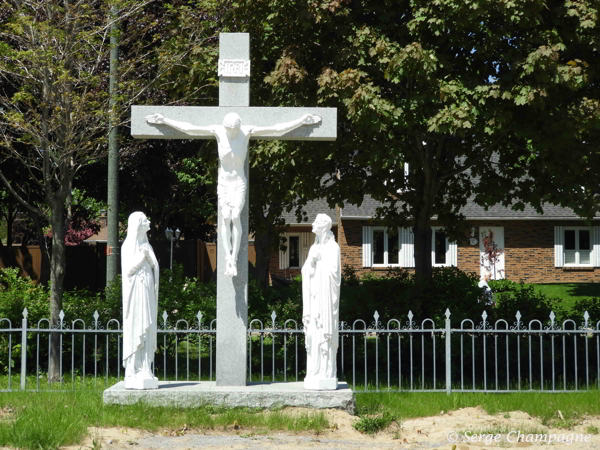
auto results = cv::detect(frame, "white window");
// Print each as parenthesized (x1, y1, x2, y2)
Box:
(371, 227, 400, 266)
(564, 227, 592, 266)
(362, 226, 417, 268)
(279, 232, 314, 270)
(431, 227, 458, 267)
(431, 227, 449, 266)
(287, 234, 301, 268)
(555, 226, 600, 268)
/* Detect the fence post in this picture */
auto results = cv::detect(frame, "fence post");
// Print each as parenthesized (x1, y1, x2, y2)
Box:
(445, 308, 451, 395)
(20, 308, 28, 390)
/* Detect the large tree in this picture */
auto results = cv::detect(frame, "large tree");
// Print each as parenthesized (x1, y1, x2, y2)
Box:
(0, 0, 166, 379)
(229, 0, 599, 281)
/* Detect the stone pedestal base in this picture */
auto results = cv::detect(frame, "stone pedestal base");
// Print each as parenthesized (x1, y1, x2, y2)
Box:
(104, 381, 355, 414)
(304, 377, 338, 390)
(125, 376, 159, 390)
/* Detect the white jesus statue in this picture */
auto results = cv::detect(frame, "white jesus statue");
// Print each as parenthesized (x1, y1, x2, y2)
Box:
(146, 112, 321, 277)
(302, 213, 341, 390)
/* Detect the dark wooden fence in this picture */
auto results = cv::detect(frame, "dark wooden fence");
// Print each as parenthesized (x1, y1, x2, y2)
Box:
(0, 240, 241, 291)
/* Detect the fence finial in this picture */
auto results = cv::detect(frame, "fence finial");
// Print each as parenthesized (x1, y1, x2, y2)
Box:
(374, 310, 379, 323)
(445, 308, 451, 319)
(197, 311, 203, 324)
(271, 311, 277, 324)
(93, 310, 99, 321)
(22, 308, 28, 319)
(482, 310, 488, 322)
(584, 311, 590, 328)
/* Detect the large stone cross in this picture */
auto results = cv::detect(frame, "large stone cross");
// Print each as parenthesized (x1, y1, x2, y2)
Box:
(131, 33, 337, 386)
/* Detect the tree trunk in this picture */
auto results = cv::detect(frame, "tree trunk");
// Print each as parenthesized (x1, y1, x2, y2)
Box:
(6, 208, 16, 246)
(254, 231, 274, 290)
(31, 211, 50, 286)
(412, 141, 440, 283)
(413, 218, 433, 283)
(49, 200, 66, 381)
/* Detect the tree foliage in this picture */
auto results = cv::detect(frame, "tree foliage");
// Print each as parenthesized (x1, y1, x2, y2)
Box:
(0, 0, 184, 377)
(111, 0, 223, 240)
(228, 0, 599, 281)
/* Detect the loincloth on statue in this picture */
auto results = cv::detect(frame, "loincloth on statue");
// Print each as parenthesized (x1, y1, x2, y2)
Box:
(217, 175, 247, 211)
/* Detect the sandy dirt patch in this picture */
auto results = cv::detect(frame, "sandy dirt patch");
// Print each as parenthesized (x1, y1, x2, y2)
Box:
(66, 407, 600, 450)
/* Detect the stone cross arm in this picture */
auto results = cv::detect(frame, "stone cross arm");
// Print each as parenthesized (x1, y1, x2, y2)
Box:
(131, 106, 337, 141)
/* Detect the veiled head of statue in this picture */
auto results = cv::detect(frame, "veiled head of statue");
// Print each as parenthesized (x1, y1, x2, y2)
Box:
(223, 112, 242, 130)
(127, 212, 149, 239)
(312, 214, 332, 233)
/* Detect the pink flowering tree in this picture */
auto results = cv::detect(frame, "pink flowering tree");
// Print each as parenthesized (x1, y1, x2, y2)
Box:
(481, 229, 504, 279)
(45, 220, 100, 246)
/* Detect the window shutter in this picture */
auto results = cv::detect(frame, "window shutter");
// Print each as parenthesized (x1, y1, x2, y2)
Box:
(554, 226, 564, 267)
(300, 232, 311, 267)
(593, 226, 600, 267)
(400, 227, 415, 268)
(362, 226, 372, 267)
(449, 241, 458, 267)
(279, 233, 288, 270)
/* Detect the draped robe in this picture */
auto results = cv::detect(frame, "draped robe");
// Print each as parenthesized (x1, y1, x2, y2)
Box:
(302, 234, 341, 386)
(121, 214, 159, 382)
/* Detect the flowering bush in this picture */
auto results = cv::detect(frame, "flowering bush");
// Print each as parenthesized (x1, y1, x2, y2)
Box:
(481, 229, 504, 279)
(44, 220, 100, 245)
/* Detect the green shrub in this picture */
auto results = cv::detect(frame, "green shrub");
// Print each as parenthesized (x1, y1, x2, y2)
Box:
(249, 276, 302, 325)
(494, 284, 565, 324)
(353, 411, 397, 434)
(341, 264, 360, 286)
(570, 297, 600, 325)
(157, 264, 216, 326)
(0, 267, 49, 326)
(340, 266, 484, 325)
(488, 278, 519, 293)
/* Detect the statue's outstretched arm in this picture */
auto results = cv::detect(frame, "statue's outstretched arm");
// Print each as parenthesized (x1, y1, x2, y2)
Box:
(249, 114, 321, 137)
(146, 113, 217, 136)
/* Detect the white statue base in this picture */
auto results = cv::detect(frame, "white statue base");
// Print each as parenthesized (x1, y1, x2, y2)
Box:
(304, 377, 338, 390)
(125, 376, 159, 390)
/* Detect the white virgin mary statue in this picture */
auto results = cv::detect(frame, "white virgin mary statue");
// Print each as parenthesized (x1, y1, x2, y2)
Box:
(302, 213, 341, 390)
(121, 212, 159, 389)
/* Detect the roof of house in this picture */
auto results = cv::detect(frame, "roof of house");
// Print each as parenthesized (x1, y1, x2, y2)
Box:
(84, 216, 108, 243)
(283, 194, 594, 224)
(280, 198, 338, 226)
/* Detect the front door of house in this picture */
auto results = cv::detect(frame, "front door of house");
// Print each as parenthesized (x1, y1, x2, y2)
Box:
(479, 226, 505, 279)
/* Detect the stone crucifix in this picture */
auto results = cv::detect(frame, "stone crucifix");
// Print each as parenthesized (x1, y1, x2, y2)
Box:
(131, 33, 337, 386)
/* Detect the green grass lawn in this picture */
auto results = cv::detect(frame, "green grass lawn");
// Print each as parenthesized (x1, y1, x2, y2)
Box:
(525, 283, 600, 313)
(1, 387, 600, 449)
(357, 391, 600, 427)
(0, 390, 329, 450)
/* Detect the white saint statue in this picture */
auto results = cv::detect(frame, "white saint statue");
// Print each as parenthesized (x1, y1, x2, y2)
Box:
(121, 212, 160, 390)
(302, 213, 341, 390)
(145, 112, 321, 278)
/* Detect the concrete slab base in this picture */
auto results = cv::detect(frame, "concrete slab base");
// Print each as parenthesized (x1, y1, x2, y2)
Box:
(103, 381, 356, 415)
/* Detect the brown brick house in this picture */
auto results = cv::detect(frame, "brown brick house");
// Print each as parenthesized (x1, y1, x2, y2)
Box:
(271, 196, 600, 284)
